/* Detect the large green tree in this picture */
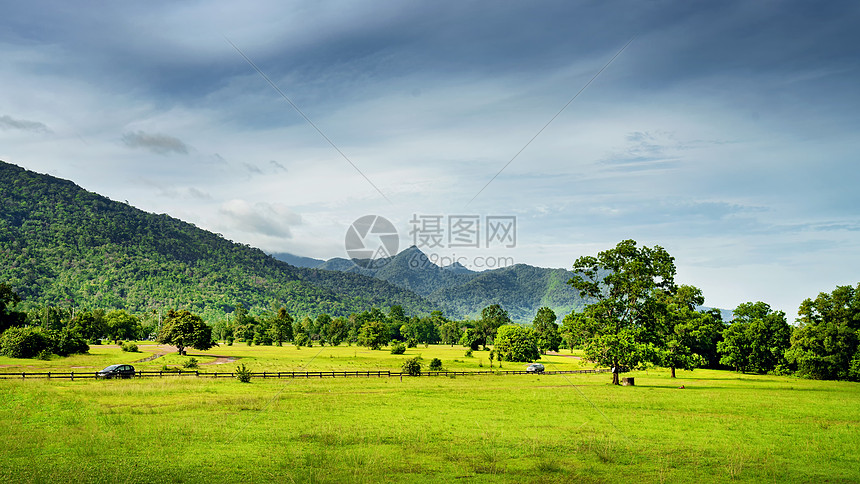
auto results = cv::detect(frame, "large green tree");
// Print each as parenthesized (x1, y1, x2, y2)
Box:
(104, 310, 142, 342)
(567, 239, 676, 385)
(357, 320, 388, 350)
(717, 302, 791, 374)
(786, 284, 860, 380)
(655, 285, 715, 377)
(494, 325, 541, 362)
(474, 304, 511, 349)
(533, 307, 561, 353)
(157, 309, 215, 355)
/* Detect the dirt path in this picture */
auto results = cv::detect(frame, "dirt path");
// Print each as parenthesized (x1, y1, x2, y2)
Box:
(546, 351, 582, 360)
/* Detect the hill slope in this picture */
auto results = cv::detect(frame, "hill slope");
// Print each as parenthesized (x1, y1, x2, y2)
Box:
(0, 160, 438, 319)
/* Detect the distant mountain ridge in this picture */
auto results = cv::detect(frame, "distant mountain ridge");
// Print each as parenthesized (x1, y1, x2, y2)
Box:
(279, 246, 588, 323)
(269, 252, 325, 269)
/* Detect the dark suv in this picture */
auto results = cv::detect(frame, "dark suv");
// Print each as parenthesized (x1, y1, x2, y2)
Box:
(97, 364, 136, 379)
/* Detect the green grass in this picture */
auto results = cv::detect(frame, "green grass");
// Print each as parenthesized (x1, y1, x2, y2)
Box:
(1, 363, 858, 483)
(0, 344, 590, 373)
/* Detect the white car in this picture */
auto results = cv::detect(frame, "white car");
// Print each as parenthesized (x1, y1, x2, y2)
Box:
(526, 363, 545, 373)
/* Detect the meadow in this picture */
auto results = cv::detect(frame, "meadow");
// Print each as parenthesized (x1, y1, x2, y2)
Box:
(1, 344, 859, 483)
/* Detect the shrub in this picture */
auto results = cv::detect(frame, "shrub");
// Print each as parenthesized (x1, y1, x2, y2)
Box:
(0, 327, 51, 358)
(37, 349, 52, 360)
(429, 358, 443, 371)
(235, 363, 252, 383)
(121, 342, 139, 352)
(406, 339, 418, 348)
(402, 357, 422, 376)
(50, 328, 89, 357)
(465, 349, 473, 358)
(183, 357, 199, 369)
(390, 342, 406, 354)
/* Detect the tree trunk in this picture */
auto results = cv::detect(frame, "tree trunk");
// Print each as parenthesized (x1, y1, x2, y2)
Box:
(671, 367, 676, 378)
(612, 358, 620, 385)
(612, 371, 620, 385)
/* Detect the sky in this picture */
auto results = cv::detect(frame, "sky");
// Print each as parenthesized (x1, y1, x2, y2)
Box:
(1, 1, 859, 317)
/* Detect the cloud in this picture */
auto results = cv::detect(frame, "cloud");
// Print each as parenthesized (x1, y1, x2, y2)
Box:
(218, 200, 301, 238)
(0, 114, 52, 133)
(121, 131, 189, 155)
(269, 160, 287, 172)
(241, 162, 263, 175)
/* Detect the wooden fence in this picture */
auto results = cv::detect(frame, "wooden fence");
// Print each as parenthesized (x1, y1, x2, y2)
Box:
(0, 368, 610, 380)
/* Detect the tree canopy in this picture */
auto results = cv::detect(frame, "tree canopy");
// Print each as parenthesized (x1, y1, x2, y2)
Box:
(157, 309, 215, 355)
(494, 325, 541, 363)
(567, 239, 676, 385)
(717, 302, 791, 374)
(786, 284, 860, 380)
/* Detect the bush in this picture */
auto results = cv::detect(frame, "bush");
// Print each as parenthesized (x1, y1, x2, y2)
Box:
(235, 363, 252, 383)
(402, 356, 422, 376)
(0, 327, 51, 358)
(37, 349, 52, 360)
(183, 357, 199, 369)
(390, 342, 406, 354)
(121, 342, 139, 352)
(50, 328, 89, 357)
(406, 339, 418, 348)
(429, 358, 443, 371)
(465, 349, 473, 358)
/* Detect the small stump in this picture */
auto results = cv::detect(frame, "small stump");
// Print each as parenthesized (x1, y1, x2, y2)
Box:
(622, 377, 635, 386)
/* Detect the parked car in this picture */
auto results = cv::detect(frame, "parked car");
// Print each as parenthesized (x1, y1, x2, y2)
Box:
(97, 364, 136, 379)
(526, 363, 545, 373)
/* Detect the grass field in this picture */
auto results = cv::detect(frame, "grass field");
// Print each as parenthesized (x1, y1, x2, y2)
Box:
(1, 345, 859, 483)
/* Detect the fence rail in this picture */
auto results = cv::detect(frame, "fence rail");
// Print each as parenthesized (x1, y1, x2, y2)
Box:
(0, 368, 610, 380)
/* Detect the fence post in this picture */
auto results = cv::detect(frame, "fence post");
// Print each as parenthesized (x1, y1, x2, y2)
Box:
(71, 371, 74, 381)
(196, 371, 199, 377)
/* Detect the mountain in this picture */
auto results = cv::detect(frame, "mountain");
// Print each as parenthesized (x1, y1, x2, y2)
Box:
(316, 246, 587, 323)
(270, 252, 325, 268)
(0, 160, 439, 320)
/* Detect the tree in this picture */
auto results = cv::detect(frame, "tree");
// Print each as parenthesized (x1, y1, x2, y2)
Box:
(323, 316, 348, 346)
(68, 310, 107, 343)
(786, 284, 860, 380)
(439, 320, 463, 346)
(567, 239, 676, 385)
(104, 310, 142, 342)
(494, 325, 541, 362)
(0, 283, 25, 333)
(357, 320, 387, 350)
(474, 304, 511, 349)
(655, 285, 709, 377)
(459, 327, 481, 351)
(533, 307, 561, 353)
(157, 309, 215, 355)
(717, 302, 791, 374)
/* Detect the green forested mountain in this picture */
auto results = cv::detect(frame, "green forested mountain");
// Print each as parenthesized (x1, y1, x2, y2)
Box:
(0, 161, 438, 320)
(313, 246, 587, 323)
